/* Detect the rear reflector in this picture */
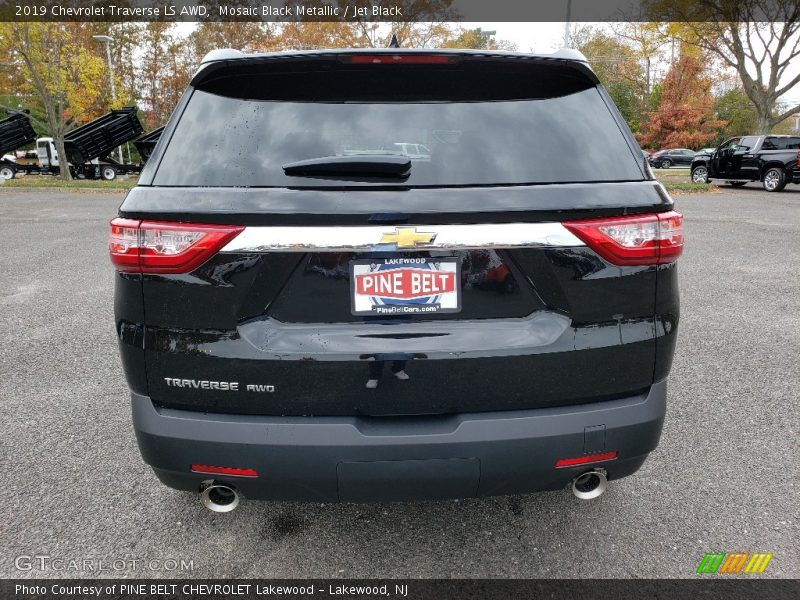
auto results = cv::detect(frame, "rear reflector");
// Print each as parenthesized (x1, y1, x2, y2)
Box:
(555, 452, 618, 468)
(191, 465, 258, 478)
(109, 219, 243, 274)
(563, 211, 683, 266)
(347, 54, 452, 64)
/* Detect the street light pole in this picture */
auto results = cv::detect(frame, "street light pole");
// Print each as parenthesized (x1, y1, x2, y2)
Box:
(93, 34, 124, 164)
(563, 0, 572, 47)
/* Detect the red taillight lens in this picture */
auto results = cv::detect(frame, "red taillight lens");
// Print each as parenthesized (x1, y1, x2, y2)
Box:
(563, 211, 683, 266)
(109, 218, 141, 272)
(555, 451, 618, 468)
(348, 54, 452, 64)
(109, 219, 243, 274)
(191, 464, 258, 478)
(796, 149, 799, 168)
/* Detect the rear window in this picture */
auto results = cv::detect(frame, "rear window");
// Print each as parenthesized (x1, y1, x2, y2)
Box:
(153, 61, 644, 188)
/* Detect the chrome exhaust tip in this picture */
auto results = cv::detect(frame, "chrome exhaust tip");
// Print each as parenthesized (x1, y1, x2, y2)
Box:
(199, 480, 240, 512)
(571, 468, 607, 500)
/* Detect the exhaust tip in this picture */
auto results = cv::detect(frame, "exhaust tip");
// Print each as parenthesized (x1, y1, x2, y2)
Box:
(200, 481, 240, 512)
(571, 468, 607, 500)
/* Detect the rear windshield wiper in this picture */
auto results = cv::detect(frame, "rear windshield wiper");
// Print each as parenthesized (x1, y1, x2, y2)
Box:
(282, 155, 411, 178)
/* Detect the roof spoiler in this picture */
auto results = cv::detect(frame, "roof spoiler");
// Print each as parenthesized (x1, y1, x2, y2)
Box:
(193, 47, 595, 88)
(198, 47, 589, 66)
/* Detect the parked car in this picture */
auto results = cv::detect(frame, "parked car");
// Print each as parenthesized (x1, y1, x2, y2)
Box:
(648, 148, 696, 168)
(110, 48, 682, 510)
(691, 135, 800, 191)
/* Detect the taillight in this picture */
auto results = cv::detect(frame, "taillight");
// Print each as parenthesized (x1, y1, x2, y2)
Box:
(796, 149, 799, 168)
(563, 211, 683, 266)
(109, 219, 243, 274)
(347, 54, 452, 64)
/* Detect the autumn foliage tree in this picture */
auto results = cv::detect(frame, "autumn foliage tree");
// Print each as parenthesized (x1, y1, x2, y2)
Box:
(0, 23, 108, 180)
(574, 29, 647, 132)
(646, 0, 800, 133)
(638, 52, 725, 149)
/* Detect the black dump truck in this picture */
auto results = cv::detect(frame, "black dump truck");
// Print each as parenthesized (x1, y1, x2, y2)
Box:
(2, 107, 146, 180)
(690, 134, 800, 192)
(60, 107, 145, 180)
(0, 113, 37, 180)
(133, 126, 164, 164)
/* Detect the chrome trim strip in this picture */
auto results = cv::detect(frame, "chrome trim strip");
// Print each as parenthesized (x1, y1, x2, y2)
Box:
(220, 223, 584, 253)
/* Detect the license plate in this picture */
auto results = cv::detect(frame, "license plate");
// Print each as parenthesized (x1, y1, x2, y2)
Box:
(350, 257, 461, 316)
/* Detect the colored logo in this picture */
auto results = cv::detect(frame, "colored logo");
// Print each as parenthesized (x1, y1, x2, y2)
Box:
(379, 227, 437, 249)
(696, 552, 773, 574)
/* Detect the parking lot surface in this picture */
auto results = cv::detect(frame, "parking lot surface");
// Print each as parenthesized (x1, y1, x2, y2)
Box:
(1, 185, 798, 578)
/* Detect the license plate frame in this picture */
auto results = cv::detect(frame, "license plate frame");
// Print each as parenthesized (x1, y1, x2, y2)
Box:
(350, 257, 461, 316)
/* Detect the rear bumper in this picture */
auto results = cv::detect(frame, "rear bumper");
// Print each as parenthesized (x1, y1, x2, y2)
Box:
(132, 381, 666, 502)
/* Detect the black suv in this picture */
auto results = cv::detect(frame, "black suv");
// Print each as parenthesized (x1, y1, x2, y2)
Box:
(111, 48, 682, 510)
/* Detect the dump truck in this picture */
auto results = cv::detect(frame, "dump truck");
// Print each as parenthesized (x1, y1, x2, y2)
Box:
(0, 113, 37, 179)
(3, 107, 145, 180)
(133, 126, 164, 164)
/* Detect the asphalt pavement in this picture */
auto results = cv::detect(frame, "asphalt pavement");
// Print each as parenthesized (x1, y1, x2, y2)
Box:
(1, 184, 797, 578)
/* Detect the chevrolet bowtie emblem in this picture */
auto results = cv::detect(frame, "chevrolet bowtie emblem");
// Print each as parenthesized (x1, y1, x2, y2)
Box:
(379, 227, 437, 249)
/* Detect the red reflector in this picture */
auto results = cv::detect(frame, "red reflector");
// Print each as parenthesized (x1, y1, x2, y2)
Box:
(555, 452, 618, 468)
(349, 54, 451, 64)
(191, 465, 258, 478)
(563, 211, 683, 266)
(109, 219, 243, 274)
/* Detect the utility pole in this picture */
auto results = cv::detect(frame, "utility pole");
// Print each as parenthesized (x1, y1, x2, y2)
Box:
(93, 34, 124, 164)
(563, 0, 572, 47)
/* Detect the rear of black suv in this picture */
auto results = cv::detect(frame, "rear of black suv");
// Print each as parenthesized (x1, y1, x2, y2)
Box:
(111, 49, 681, 506)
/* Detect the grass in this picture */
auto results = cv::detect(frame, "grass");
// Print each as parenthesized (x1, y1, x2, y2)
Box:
(1, 167, 714, 195)
(661, 182, 717, 194)
(652, 167, 717, 194)
(1, 174, 136, 192)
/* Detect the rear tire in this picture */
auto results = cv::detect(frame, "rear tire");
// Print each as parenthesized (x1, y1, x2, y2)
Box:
(691, 165, 709, 183)
(0, 165, 15, 180)
(661, 159, 672, 169)
(762, 167, 786, 192)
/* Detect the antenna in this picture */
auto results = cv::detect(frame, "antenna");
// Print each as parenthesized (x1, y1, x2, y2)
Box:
(389, 34, 400, 48)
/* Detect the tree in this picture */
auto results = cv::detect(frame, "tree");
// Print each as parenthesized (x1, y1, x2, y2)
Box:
(352, 0, 461, 48)
(0, 23, 107, 180)
(714, 87, 758, 139)
(442, 28, 517, 51)
(637, 51, 726, 148)
(648, 0, 800, 133)
(613, 22, 669, 105)
(275, 22, 369, 50)
(575, 30, 646, 132)
(189, 22, 276, 60)
(138, 23, 193, 129)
